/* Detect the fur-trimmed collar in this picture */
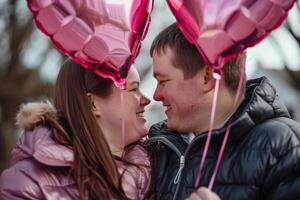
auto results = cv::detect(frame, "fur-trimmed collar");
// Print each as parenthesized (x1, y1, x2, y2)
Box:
(13, 101, 74, 167)
(16, 101, 57, 130)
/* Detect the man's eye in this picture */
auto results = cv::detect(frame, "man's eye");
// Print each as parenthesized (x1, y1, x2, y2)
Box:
(159, 80, 169, 85)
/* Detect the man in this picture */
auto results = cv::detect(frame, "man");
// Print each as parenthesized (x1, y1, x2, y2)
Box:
(145, 23, 300, 200)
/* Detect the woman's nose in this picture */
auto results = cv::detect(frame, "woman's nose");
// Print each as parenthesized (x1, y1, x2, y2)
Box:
(140, 95, 150, 107)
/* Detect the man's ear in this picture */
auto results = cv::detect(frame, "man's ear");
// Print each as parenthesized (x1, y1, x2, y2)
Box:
(202, 66, 215, 93)
(87, 93, 101, 118)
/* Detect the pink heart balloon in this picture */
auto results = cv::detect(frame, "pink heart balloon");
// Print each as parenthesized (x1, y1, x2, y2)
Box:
(27, 0, 153, 86)
(167, 0, 296, 69)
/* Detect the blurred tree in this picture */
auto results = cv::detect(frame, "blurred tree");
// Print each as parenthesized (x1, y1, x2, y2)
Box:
(262, 1, 300, 90)
(0, 0, 61, 171)
(281, 2, 300, 88)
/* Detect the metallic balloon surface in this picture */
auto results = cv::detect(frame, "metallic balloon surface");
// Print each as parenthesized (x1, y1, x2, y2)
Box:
(27, 0, 153, 86)
(167, 0, 296, 68)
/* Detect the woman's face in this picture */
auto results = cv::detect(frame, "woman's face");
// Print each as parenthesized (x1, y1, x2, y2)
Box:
(91, 67, 150, 151)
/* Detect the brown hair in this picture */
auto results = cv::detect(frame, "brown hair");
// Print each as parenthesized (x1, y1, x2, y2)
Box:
(150, 23, 246, 92)
(52, 59, 129, 200)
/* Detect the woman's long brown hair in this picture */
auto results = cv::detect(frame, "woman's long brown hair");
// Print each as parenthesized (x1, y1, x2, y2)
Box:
(52, 59, 129, 199)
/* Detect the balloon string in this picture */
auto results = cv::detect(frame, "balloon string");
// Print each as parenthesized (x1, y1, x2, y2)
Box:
(194, 72, 221, 188)
(208, 63, 246, 189)
(208, 122, 231, 190)
(121, 87, 126, 157)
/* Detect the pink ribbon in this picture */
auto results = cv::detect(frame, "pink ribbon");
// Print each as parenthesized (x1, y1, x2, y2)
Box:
(195, 63, 245, 189)
(120, 85, 126, 157)
(194, 70, 221, 188)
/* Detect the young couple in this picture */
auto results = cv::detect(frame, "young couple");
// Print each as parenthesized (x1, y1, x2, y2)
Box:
(1, 23, 300, 200)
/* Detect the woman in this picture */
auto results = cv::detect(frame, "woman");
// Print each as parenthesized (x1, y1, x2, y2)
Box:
(0, 59, 151, 200)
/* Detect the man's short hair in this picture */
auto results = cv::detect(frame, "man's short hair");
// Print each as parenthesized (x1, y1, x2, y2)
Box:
(150, 23, 245, 92)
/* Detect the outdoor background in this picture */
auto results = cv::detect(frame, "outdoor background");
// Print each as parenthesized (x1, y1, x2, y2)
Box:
(0, 0, 299, 172)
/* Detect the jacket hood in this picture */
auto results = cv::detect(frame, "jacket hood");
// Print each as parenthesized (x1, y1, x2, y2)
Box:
(149, 77, 290, 143)
(224, 76, 290, 141)
(13, 101, 74, 167)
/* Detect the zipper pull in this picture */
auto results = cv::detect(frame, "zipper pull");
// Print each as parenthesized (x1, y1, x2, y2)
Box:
(174, 156, 185, 184)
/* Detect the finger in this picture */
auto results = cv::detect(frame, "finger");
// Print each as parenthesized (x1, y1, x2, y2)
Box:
(186, 192, 203, 200)
(196, 187, 220, 200)
(211, 192, 221, 200)
(211, 192, 220, 200)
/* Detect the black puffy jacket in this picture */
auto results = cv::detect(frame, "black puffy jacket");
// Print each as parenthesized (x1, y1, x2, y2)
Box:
(145, 77, 300, 200)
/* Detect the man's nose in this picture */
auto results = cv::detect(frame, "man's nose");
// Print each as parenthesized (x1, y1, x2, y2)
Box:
(153, 86, 163, 101)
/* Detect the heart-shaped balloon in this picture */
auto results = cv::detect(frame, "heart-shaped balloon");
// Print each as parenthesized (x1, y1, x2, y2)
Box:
(167, 0, 296, 69)
(27, 0, 153, 86)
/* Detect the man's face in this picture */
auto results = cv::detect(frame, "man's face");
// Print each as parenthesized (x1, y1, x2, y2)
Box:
(152, 47, 208, 133)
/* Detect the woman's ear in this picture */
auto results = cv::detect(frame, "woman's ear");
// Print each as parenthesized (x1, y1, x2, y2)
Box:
(87, 93, 101, 118)
(202, 66, 215, 93)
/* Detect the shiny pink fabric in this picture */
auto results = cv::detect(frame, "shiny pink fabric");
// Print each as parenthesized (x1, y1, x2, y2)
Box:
(119, 144, 151, 200)
(167, 0, 296, 69)
(26, 0, 153, 86)
(0, 126, 150, 199)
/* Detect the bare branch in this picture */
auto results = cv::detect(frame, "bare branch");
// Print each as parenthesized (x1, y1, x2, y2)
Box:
(7, 17, 34, 77)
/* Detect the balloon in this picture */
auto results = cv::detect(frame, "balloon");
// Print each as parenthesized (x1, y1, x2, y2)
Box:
(167, 0, 296, 69)
(27, 0, 153, 86)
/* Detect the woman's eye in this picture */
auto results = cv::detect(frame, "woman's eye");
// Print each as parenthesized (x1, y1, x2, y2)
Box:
(129, 87, 138, 92)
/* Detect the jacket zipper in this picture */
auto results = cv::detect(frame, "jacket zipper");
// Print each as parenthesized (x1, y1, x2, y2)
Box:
(144, 137, 185, 184)
(145, 132, 215, 200)
(172, 133, 212, 200)
(145, 137, 186, 200)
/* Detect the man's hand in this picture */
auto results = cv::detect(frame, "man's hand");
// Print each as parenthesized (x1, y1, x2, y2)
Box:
(186, 187, 220, 200)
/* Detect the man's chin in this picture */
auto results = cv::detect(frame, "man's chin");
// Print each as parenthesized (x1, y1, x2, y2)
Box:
(167, 120, 190, 133)
(166, 120, 179, 131)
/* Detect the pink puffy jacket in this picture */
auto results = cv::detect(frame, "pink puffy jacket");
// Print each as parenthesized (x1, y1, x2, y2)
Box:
(0, 102, 151, 200)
